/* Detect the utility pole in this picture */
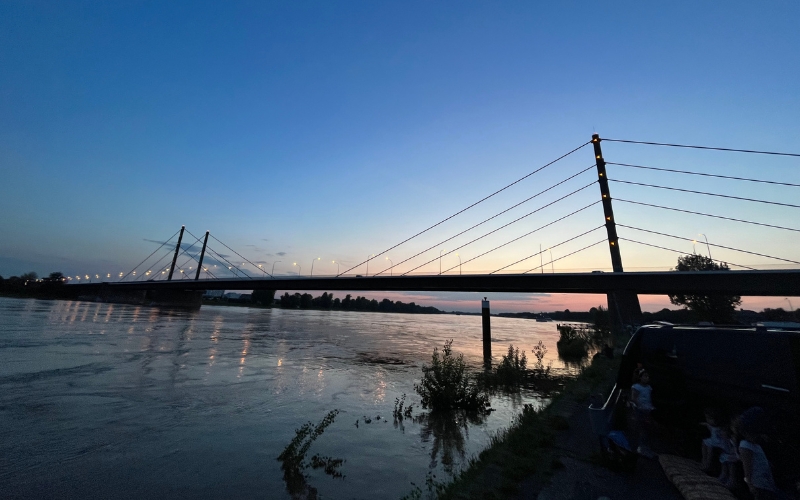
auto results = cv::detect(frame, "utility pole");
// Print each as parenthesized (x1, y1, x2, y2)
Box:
(168, 226, 185, 281)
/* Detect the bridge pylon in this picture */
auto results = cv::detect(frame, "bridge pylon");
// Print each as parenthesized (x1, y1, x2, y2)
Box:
(592, 134, 643, 330)
(167, 225, 185, 281)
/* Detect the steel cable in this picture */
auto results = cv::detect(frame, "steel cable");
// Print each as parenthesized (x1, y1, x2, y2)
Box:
(607, 162, 800, 188)
(523, 239, 608, 274)
(608, 179, 800, 209)
(375, 165, 596, 276)
(339, 141, 592, 276)
(490, 227, 605, 274)
(616, 224, 800, 266)
(440, 201, 602, 274)
(602, 138, 800, 157)
(400, 185, 598, 276)
(615, 199, 800, 233)
(206, 233, 273, 278)
(118, 229, 180, 282)
(618, 238, 755, 270)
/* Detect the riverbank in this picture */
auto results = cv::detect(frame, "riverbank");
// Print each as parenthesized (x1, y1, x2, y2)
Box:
(412, 332, 680, 500)
(426, 352, 620, 499)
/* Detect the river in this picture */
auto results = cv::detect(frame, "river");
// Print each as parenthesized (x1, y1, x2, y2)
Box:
(0, 297, 584, 499)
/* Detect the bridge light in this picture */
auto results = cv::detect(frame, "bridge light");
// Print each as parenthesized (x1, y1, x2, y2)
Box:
(606, 216, 611, 220)
(599, 172, 604, 176)
(596, 155, 601, 159)
(610, 241, 615, 246)
(602, 194, 607, 198)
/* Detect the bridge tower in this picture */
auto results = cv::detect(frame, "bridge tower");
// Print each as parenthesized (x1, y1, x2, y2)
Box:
(167, 225, 185, 281)
(592, 134, 643, 329)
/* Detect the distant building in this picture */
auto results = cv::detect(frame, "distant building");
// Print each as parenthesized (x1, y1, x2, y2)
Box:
(203, 290, 224, 298)
(223, 292, 241, 300)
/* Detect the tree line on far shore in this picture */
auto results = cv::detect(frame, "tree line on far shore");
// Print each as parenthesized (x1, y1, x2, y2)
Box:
(277, 291, 442, 314)
(0, 272, 69, 297)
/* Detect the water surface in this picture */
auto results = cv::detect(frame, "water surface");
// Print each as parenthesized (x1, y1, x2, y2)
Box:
(0, 297, 582, 499)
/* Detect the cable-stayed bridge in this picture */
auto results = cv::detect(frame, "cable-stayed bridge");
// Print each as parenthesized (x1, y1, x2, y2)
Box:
(65, 135, 800, 317)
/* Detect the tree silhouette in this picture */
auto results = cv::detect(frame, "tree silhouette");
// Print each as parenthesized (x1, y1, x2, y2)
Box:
(668, 254, 741, 324)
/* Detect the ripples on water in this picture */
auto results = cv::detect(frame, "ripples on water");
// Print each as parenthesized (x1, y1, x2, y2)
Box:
(0, 297, 586, 499)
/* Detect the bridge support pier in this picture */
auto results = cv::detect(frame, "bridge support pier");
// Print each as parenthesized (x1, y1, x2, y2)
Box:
(607, 290, 643, 334)
(482, 298, 491, 365)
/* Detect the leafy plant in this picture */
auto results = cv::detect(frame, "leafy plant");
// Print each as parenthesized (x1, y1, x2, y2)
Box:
(495, 344, 528, 386)
(394, 393, 415, 420)
(277, 410, 344, 498)
(556, 325, 591, 359)
(414, 339, 489, 411)
(531, 340, 550, 378)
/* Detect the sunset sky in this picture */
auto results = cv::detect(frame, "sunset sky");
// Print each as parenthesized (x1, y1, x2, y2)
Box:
(1, 1, 798, 313)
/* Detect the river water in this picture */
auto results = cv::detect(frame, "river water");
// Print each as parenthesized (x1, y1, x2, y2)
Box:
(0, 297, 584, 499)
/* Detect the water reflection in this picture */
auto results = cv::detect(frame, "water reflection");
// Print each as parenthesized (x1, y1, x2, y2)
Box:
(0, 299, 573, 500)
(416, 410, 488, 473)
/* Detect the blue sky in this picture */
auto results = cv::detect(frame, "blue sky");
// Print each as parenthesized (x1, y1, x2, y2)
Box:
(1, 1, 798, 312)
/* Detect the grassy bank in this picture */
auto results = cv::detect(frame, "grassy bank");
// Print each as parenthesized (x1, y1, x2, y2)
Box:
(413, 346, 623, 499)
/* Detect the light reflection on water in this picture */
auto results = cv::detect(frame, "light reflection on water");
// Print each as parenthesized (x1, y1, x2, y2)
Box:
(0, 297, 588, 499)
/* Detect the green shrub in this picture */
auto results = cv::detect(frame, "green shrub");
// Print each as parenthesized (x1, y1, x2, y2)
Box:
(495, 345, 527, 386)
(414, 339, 489, 411)
(277, 410, 344, 497)
(556, 325, 590, 359)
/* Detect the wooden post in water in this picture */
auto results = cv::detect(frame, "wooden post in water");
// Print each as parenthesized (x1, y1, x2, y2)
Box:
(482, 297, 491, 364)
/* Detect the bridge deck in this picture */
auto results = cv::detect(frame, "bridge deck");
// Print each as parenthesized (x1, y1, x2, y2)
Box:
(66, 270, 800, 296)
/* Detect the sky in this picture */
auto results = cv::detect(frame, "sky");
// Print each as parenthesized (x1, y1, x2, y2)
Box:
(1, 1, 798, 313)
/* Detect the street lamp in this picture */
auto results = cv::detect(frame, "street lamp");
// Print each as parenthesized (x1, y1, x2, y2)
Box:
(311, 257, 320, 277)
(439, 249, 446, 275)
(699, 233, 712, 259)
(333, 260, 340, 275)
(786, 298, 794, 312)
(455, 253, 461, 275)
(548, 248, 555, 273)
(539, 244, 544, 274)
(293, 263, 301, 276)
(385, 257, 393, 276)
(691, 240, 697, 254)
(272, 261, 281, 276)
(366, 254, 374, 276)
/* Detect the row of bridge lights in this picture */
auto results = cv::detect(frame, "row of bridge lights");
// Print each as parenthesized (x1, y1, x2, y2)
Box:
(66, 266, 216, 282)
(68, 231, 713, 282)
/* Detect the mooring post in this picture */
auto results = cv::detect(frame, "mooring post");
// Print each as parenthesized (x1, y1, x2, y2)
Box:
(482, 297, 491, 364)
(195, 231, 210, 280)
(167, 225, 185, 281)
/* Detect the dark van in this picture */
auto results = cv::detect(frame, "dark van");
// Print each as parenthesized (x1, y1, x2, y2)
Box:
(613, 323, 800, 482)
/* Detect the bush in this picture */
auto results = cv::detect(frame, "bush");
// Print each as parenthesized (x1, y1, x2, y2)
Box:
(556, 325, 590, 359)
(495, 345, 527, 386)
(277, 410, 344, 497)
(414, 339, 489, 411)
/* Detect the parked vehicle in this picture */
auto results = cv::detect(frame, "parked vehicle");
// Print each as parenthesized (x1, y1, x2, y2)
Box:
(606, 323, 800, 484)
